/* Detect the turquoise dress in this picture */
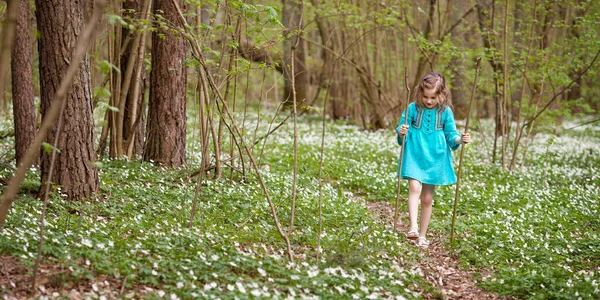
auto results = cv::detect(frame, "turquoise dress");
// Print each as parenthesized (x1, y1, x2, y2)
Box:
(395, 102, 462, 186)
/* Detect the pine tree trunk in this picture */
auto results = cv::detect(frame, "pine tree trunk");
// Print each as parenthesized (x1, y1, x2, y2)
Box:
(143, 0, 187, 167)
(35, 0, 99, 200)
(11, 0, 36, 166)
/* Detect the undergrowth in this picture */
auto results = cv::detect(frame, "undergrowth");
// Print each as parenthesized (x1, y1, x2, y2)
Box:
(0, 114, 426, 299)
(0, 113, 599, 299)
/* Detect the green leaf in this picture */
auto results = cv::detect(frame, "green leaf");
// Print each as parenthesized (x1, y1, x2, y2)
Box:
(94, 87, 111, 99)
(41, 142, 60, 154)
(99, 60, 120, 75)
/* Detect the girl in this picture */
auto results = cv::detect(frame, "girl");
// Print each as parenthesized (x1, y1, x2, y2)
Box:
(396, 72, 471, 248)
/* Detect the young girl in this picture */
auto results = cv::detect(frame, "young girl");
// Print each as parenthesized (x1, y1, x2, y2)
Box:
(396, 72, 471, 248)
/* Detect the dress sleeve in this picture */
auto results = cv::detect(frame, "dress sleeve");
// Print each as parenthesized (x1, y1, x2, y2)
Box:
(395, 103, 412, 146)
(443, 107, 462, 151)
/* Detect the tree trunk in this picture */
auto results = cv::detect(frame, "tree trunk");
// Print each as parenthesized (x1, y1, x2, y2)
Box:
(449, 0, 471, 119)
(11, 0, 36, 167)
(528, 2, 555, 114)
(566, 2, 584, 106)
(477, 0, 504, 163)
(409, 0, 436, 100)
(35, 0, 99, 200)
(0, 0, 19, 114)
(312, 4, 348, 120)
(108, 0, 123, 158)
(282, 0, 308, 107)
(143, 0, 187, 167)
(122, 0, 147, 157)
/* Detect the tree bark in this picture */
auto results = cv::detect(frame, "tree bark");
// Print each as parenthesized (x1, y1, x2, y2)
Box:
(143, 0, 187, 167)
(121, 0, 147, 158)
(0, 0, 19, 114)
(35, 0, 99, 200)
(11, 0, 36, 166)
(282, 0, 308, 107)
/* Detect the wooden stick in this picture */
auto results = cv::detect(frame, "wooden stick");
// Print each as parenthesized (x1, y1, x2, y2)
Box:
(450, 57, 482, 244)
(392, 67, 410, 231)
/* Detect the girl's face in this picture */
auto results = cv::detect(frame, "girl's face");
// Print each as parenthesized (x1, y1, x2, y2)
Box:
(421, 88, 440, 109)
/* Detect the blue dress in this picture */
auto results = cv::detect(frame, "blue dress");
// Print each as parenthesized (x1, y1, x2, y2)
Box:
(395, 102, 462, 186)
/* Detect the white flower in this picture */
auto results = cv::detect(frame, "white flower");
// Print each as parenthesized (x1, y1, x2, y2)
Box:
(236, 282, 247, 293)
(203, 282, 216, 290)
(81, 239, 93, 248)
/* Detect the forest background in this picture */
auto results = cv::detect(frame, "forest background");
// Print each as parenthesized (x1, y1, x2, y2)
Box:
(0, 0, 599, 298)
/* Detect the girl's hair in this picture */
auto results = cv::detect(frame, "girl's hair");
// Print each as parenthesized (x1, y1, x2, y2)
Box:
(415, 72, 452, 109)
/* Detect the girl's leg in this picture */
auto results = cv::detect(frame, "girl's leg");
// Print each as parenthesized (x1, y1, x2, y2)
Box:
(419, 184, 435, 238)
(407, 179, 422, 231)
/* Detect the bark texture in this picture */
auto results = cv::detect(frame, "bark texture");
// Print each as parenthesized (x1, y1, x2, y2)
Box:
(35, 0, 99, 200)
(282, 0, 308, 107)
(143, 0, 187, 167)
(11, 0, 37, 166)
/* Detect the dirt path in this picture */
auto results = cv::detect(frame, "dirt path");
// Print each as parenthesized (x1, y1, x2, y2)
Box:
(366, 200, 506, 300)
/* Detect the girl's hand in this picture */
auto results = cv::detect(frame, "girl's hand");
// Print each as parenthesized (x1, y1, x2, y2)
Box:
(461, 132, 471, 144)
(398, 125, 409, 137)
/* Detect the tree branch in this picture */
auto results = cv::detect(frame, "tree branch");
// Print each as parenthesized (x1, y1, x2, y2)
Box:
(523, 48, 600, 128)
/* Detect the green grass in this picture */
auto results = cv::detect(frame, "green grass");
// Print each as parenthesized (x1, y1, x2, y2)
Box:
(1, 112, 599, 299)
(0, 114, 427, 298)
(430, 127, 600, 299)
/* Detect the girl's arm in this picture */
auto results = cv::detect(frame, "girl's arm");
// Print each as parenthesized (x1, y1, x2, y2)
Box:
(442, 108, 462, 151)
(396, 103, 412, 145)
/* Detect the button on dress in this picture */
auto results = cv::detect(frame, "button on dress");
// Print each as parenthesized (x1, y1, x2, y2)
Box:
(395, 102, 462, 186)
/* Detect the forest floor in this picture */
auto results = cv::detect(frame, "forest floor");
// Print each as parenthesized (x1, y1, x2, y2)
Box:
(365, 200, 510, 300)
(1, 254, 125, 299)
(2, 202, 510, 300)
